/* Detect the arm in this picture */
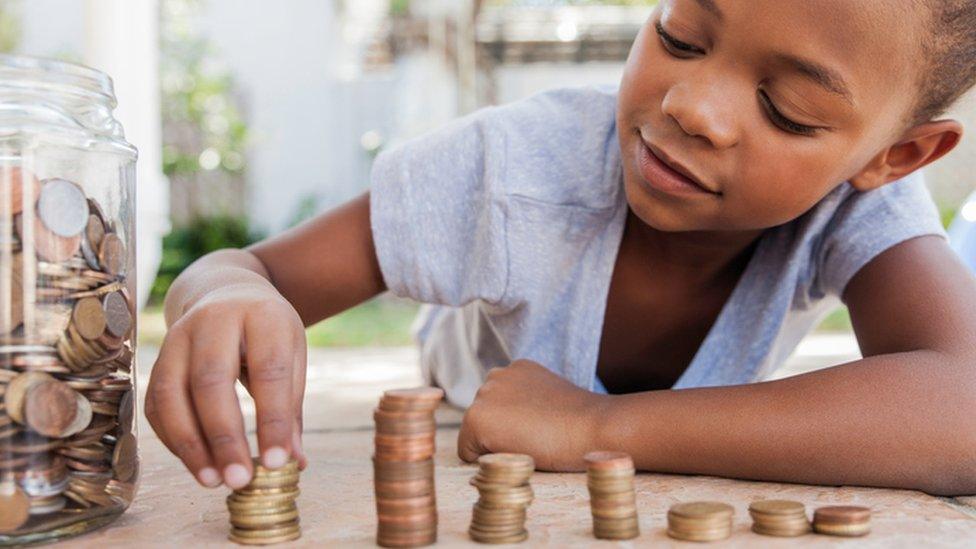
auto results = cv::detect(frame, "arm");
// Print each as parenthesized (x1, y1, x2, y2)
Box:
(459, 236, 976, 496)
(147, 192, 385, 488)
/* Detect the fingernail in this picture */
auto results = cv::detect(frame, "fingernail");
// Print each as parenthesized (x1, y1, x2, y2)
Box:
(263, 447, 288, 469)
(223, 463, 250, 489)
(197, 467, 221, 487)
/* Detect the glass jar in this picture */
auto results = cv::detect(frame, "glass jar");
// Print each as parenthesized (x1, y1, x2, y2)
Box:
(0, 54, 137, 545)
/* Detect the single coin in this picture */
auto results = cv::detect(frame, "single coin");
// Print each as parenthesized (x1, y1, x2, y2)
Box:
(59, 392, 93, 438)
(72, 296, 107, 340)
(102, 291, 132, 338)
(1, 272, 23, 335)
(0, 481, 30, 532)
(813, 505, 870, 524)
(382, 387, 444, 403)
(5, 371, 54, 424)
(750, 499, 806, 516)
(2, 167, 41, 215)
(112, 432, 138, 482)
(97, 233, 125, 276)
(17, 214, 81, 263)
(477, 453, 535, 472)
(669, 501, 735, 519)
(38, 178, 88, 237)
(81, 214, 105, 270)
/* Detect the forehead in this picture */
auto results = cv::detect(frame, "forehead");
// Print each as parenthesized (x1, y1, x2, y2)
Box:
(667, 0, 926, 105)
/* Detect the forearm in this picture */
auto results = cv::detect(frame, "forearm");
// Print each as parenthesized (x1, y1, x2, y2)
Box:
(600, 351, 976, 496)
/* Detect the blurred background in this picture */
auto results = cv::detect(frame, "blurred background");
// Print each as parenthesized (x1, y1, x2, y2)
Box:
(2, 0, 974, 372)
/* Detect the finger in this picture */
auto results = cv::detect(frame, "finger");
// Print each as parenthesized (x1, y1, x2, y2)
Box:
(243, 309, 296, 469)
(189, 319, 252, 489)
(457, 413, 487, 463)
(146, 328, 220, 487)
(292, 325, 308, 470)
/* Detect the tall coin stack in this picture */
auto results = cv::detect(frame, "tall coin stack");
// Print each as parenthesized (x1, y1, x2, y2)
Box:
(1, 169, 136, 535)
(226, 458, 301, 545)
(584, 451, 639, 540)
(373, 387, 444, 548)
(468, 453, 534, 544)
(749, 499, 811, 537)
(667, 501, 735, 542)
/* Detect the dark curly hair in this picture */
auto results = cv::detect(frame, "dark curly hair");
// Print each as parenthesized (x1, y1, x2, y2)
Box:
(912, 0, 976, 125)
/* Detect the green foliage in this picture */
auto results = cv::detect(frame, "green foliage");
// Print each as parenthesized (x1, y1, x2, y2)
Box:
(148, 215, 265, 305)
(305, 298, 420, 347)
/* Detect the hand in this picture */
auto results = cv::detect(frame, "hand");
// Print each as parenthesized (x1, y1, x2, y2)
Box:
(457, 359, 610, 471)
(145, 283, 308, 489)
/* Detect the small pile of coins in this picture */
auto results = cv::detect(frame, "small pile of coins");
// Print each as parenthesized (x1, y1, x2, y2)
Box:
(584, 451, 639, 540)
(468, 453, 534, 544)
(813, 505, 871, 537)
(667, 501, 735, 542)
(749, 499, 811, 537)
(226, 459, 301, 545)
(373, 387, 444, 548)
(1, 168, 136, 535)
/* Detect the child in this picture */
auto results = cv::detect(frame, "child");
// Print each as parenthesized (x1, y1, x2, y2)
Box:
(147, 0, 976, 496)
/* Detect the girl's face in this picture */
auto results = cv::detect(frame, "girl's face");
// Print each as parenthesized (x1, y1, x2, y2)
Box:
(618, 0, 925, 232)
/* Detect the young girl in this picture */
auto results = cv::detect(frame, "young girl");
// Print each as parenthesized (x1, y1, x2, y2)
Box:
(147, 0, 976, 496)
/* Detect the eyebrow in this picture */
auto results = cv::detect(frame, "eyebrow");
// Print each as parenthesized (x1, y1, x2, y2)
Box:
(778, 54, 854, 104)
(694, 0, 724, 19)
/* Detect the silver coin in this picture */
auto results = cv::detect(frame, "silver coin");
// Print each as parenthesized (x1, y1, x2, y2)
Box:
(38, 178, 88, 237)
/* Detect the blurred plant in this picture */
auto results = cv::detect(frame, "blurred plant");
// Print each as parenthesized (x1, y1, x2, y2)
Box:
(286, 193, 322, 229)
(148, 215, 265, 305)
(0, 2, 21, 53)
(160, 0, 248, 179)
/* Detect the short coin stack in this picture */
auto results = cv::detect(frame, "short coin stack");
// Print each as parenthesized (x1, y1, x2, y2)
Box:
(749, 499, 811, 537)
(226, 459, 301, 545)
(373, 387, 444, 548)
(468, 453, 534, 544)
(813, 505, 871, 537)
(667, 501, 735, 542)
(584, 451, 639, 540)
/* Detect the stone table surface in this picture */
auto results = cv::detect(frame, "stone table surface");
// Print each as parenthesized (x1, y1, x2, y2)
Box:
(56, 345, 976, 548)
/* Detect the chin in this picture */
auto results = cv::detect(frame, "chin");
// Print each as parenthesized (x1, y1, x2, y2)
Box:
(622, 176, 703, 232)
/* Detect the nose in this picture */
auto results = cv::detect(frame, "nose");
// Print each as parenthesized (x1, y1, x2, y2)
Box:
(661, 82, 739, 149)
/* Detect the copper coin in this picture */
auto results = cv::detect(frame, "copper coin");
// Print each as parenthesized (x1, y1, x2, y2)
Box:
(584, 451, 634, 471)
(112, 432, 138, 482)
(813, 505, 870, 525)
(72, 296, 107, 340)
(85, 212, 106, 250)
(102, 291, 132, 338)
(17, 214, 81, 263)
(374, 478, 434, 499)
(63, 392, 94, 438)
(117, 389, 134, 435)
(1, 167, 41, 216)
(669, 501, 735, 520)
(97, 233, 125, 277)
(38, 178, 88, 237)
(477, 453, 535, 472)
(1, 271, 23, 335)
(24, 379, 79, 437)
(373, 408, 435, 423)
(0, 481, 29, 532)
(5, 371, 53, 424)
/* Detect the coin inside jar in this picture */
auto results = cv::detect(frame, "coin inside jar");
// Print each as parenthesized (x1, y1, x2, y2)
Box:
(38, 178, 89, 238)
(5, 371, 53, 424)
(97, 233, 125, 277)
(102, 291, 132, 338)
(17, 214, 82, 263)
(24, 378, 80, 438)
(0, 480, 30, 533)
(72, 297, 107, 340)
(2, 167, 41, 216)
(1, 271, 23, 335)
(112, 432, 137, 482)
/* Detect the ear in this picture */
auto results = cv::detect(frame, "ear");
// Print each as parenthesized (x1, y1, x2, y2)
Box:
(849, 119, 963, 192)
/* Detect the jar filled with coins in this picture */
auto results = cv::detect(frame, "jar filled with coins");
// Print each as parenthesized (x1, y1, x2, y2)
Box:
(0, 55, 137, 545)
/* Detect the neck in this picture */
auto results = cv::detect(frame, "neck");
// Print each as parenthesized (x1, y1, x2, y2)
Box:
(624, 209, 763, 283)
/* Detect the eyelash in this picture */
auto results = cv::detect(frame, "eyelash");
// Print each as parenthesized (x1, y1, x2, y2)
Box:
(655, 22, 820, 137)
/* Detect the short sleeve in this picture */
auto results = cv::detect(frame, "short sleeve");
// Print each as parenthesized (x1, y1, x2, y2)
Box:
(817, 170, 947, 297)
(369, 109, 509, 307)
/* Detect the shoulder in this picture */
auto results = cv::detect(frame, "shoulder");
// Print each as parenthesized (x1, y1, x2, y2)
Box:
(483, 86, 623, 210)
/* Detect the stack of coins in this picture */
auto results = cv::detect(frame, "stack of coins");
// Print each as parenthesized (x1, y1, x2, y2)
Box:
(667, 501, 735, 542)
(226, 459, 301, 545)
(584, 451, 639, 540)
(813, 505, 871, 537)
(468, 453, 535, 544)
(749, 499, 811, 537)
(1, 169, 136, 534)
(373, 387, 444, 548)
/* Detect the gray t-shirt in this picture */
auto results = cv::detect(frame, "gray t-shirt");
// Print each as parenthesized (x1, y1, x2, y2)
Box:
(369, 86, 946, 408)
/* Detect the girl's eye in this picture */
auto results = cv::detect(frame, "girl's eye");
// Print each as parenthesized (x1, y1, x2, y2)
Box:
(758, 90, 820, 136)
(655, 22, 703, 58)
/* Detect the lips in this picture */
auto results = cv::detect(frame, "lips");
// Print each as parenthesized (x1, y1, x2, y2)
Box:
(636, 137, 719, 197)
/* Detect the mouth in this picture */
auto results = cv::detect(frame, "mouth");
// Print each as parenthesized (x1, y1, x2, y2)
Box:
(635, 133, 720, 197)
